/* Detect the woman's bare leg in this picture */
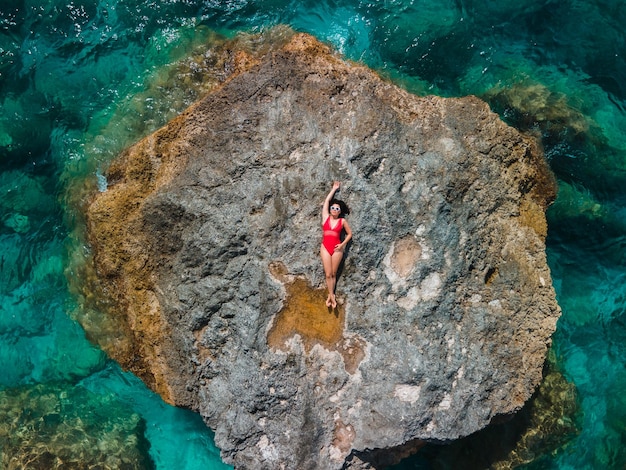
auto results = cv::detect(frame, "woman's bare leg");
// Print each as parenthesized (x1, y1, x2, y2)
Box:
(321, 245, 345, 308)
(321, 246, 336, 307)
(329, 251, 344, 307)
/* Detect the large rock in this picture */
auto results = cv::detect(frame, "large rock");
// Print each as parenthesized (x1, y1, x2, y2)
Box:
(86, 33, 560, 469)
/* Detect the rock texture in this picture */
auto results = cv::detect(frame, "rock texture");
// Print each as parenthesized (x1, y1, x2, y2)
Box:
(86, 33, 560, 469)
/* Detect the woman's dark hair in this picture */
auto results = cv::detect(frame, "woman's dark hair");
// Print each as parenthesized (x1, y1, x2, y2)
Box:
(330, 198, 350, 216)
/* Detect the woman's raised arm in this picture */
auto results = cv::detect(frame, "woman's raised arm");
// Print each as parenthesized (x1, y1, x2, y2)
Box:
(322, 181, 341, 221)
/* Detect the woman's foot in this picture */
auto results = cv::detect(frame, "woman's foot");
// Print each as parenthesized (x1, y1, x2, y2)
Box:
(325, 296, 332, 307)
(330, 295, 337, 309)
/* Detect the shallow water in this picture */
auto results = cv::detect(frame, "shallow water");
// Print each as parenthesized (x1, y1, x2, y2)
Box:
(2, 0, 626, 468)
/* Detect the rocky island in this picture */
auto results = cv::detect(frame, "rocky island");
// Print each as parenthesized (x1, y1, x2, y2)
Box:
(86, 33, 560, 469)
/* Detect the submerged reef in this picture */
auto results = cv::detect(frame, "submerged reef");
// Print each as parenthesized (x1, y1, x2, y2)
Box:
(85, 33, 561, 468)
(0, 383, 151, 469)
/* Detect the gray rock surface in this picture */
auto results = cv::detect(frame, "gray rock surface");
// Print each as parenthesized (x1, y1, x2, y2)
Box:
(86, 33, 560, 469)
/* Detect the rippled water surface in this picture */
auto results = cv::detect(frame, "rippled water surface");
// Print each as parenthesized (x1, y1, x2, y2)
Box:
(2, 0, 626, 468)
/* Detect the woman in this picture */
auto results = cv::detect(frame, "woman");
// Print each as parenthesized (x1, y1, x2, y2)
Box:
(320, 181, 353, 308)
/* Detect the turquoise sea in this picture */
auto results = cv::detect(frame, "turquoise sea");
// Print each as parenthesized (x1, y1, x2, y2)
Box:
(1, 0, 625, 468)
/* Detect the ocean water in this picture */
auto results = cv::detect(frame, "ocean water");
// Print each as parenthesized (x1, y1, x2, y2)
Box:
(1, 0, 625, 468)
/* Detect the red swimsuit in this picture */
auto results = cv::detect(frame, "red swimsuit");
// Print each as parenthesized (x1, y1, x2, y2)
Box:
(322, 217, 343, 256)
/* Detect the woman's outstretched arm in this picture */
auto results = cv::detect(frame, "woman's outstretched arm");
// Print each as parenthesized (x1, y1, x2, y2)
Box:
(322, 181, 341, 221)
